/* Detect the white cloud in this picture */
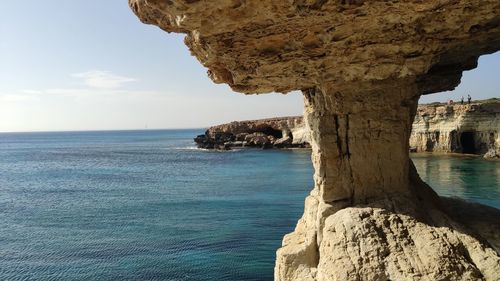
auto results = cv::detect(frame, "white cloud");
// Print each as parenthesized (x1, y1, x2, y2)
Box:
(72, 70, 137, 89)
(42, 87, 170, 100)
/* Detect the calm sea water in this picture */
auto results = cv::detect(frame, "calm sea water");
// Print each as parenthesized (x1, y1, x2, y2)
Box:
(0, 130, 498, 281)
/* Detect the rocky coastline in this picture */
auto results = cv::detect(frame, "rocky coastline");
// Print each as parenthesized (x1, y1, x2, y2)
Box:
(195, 100, 500, 158)
(194, 116, 310, 150)
(411, 99, 500, 158)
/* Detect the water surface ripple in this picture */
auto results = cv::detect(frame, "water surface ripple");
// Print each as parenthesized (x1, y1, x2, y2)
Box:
(0, 130, 498, 280)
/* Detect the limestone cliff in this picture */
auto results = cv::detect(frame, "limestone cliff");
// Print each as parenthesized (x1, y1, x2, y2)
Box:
(130, 1, 500, 280)
(410, 101, 500, 157)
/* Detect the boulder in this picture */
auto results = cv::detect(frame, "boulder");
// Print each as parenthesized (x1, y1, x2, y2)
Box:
(484, 148, 499, 159)
(274, 137, 293, 148)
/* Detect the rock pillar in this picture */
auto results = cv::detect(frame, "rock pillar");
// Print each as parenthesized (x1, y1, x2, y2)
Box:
(303, 82, 419, 205)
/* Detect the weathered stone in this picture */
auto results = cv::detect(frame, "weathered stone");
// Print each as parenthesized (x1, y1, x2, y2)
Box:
(231, 141, 245, 147)
(194, 116, 310, 149)
(274, 137, 293, 148)
(129, 0, 500, 95)
(235, 133, 248, 142)
(198, 99, 500, 155)
(411, 101, 500, 155)
(313, 200, 500, 281)
(484, 148, 499, 159)
(130, 1, 500, 280)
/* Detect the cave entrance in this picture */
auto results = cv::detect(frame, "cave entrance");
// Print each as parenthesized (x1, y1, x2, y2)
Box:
(261, 127, 283, 138)
(460, 131, 476, 154)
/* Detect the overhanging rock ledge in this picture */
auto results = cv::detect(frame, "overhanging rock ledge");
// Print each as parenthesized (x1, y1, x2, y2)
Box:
(130, 1, 500, 280)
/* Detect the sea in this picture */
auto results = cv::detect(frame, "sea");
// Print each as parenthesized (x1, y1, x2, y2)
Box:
(0, 129, 498, 281)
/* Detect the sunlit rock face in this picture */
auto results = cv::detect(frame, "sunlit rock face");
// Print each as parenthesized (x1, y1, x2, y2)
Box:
(130, 0, 500, 280)
(194, 101, 500, 156)
(130, 0, 499, 94)
(410, 102, 500, 155)
(194, 116, 310, 150)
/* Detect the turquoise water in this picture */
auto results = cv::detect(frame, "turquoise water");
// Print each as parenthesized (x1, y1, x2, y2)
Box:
(412, 153, 500, 209)
(0, 130, 498, 281)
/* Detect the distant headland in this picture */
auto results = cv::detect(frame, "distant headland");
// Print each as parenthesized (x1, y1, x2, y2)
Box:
(195, 98, 500, 158)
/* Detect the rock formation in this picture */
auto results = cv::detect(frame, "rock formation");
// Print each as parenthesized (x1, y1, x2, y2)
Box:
(130, 1, 500, 280)
(411, 101, 500, 158)
(196, 100, 500, 158)
(194, 116, 310, 149)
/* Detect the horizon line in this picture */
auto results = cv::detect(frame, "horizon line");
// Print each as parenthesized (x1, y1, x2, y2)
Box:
(0, 127, 208, 134)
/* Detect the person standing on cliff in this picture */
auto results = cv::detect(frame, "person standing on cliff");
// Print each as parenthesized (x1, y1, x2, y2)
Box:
(461, 96, 464, 104)
(468, 94, 472, 104)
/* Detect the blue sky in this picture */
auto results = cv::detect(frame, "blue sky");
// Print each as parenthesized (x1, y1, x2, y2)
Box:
(0, 1, 497, 132)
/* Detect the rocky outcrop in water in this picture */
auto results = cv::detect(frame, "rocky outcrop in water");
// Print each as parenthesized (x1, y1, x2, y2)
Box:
(130, 1, 500, 280)
(194, 116, 310, 149)
(410, 101, 500, 158)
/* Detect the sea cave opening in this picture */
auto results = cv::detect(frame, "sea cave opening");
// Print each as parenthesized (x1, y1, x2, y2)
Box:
(260, 126, 283, 139)
(460, 131, 476, 154)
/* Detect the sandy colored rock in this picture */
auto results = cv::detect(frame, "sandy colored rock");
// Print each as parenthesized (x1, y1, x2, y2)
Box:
(130, 1, 500, 280)
(129, 0, 500, 95)
(196, 99, 500, 154)
(410, 101, 500, 154)
(316, 202, 500, 281)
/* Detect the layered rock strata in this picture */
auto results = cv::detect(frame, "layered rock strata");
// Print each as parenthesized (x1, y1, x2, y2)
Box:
(130, 1, 500, 280)
(411, 101, 500, 157)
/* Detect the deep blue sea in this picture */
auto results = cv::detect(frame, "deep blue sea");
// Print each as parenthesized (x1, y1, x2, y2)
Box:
(0, 130, 498, 281)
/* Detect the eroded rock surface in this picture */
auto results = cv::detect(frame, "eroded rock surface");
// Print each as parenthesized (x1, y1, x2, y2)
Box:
(410, 101, 500, 156)
(130, 0, 500, 280)
(129, 0, 500, 95)
(194, 116, 310, 149)
(198, 100, 500, 158)
(277, 196, 500, 281)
